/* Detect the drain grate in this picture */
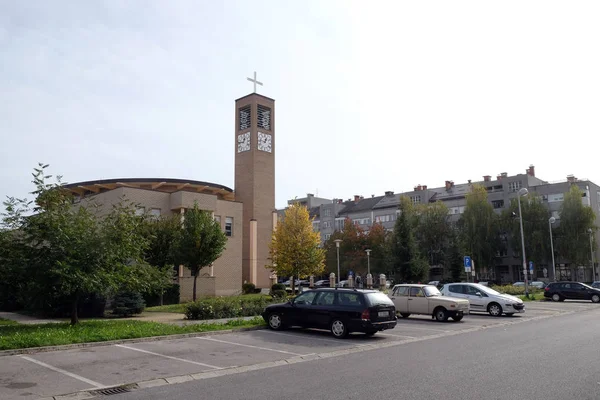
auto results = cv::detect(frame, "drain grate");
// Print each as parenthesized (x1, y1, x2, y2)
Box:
(91, 384, 137, 396)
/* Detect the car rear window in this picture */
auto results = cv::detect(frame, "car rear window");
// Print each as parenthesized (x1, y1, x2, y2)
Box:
(365, 292, 394, 306)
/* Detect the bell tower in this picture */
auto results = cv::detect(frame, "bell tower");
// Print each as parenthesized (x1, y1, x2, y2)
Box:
(234, 72, 275, 288)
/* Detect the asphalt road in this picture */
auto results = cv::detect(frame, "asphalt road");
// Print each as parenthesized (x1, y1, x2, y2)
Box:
(110, 304, 600, 400)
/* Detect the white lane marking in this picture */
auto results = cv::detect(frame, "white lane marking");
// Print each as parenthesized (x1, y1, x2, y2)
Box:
(19, 355, 105, 388)
(377, 332, 416, 339)
(115, 344, 222, 370)
(394, 325, 450, 332)
(195, 336, 305, 356)
(255, 329, 370, 346)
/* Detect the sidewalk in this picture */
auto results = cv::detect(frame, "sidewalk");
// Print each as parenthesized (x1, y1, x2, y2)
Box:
(0, 311, 61, 325)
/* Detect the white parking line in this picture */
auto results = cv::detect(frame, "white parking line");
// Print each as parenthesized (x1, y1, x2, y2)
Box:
(377, 332, 416, 339)
(20, 355, 105, 388)
(115, 344, 223, 370)
(196, 336, 305, 356)
(395, 325, 450, 332)
(255, 329, 370, 346)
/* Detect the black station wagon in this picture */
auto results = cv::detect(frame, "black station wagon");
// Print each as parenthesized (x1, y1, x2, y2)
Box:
(261, 288, 397, 338)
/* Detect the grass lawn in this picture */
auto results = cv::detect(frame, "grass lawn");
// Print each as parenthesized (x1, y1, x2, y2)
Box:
(0, 318, 18, 326)
(145, 293, 275, 313)
(0, 317, 265, 351)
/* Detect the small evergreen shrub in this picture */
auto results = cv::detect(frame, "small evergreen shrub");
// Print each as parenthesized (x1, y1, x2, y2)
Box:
(112, 292, 146, 317)
(242, 283, 256, 294)
(271, 290, 287, 299)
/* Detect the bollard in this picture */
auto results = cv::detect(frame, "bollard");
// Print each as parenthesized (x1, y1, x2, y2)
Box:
(379, 274, 386, 291)
(366, 273, 373, 289)
(270, 273, 278, 287)
(309, 275, 314, 288)
(329, 272, 336, 288)
(348, 275, 354, 288)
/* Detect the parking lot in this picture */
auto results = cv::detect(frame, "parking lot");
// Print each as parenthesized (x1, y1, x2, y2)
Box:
(1, 301, 596, 400)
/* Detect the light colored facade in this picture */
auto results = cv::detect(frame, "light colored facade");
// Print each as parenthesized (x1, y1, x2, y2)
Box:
(67, 179, 243, 301)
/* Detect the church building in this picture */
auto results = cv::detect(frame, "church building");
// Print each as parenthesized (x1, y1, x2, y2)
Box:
(63, 83, 277, 301)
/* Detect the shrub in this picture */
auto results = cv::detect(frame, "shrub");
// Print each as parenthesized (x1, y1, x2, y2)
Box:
(184, 296, 273, 320)
(271, 283, 285, 292)
(142, 284, 180, 307)
(491, 285, 540, 296)
(112, 292, 146, 317)
(271, 290, 287, 299)
(242, 283, 256, 294)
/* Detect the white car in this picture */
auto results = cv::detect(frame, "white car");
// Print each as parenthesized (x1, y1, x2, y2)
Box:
(388, 284, 470, 322)
(439, 283, 525, 317)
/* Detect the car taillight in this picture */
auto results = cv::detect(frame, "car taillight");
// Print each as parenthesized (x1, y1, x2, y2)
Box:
(361, 309, 370, 320)
(545, 287, 550, 291)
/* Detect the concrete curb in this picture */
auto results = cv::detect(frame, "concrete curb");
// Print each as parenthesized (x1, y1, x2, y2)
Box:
(46, 308, 584, 400)
(0, 325, 267, 357)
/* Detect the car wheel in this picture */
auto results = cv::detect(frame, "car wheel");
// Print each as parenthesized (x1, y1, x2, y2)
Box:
(267, 312, 285, 331)
(551, 293, 561, 302)
(433, 307, 448, 322)
(400, 313, 411, 318)
(330, 319, 348, 339)
(505, 313, 515, 317)
(487, 302, 503, 317)
(592, 294, 600, 303)
(452, 315, 463, 322)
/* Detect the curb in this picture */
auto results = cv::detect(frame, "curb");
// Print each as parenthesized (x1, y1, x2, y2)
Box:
(0, 325, 267, 357)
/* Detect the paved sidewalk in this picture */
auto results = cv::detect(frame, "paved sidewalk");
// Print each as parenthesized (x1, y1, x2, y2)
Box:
(0, 312, 61, 325)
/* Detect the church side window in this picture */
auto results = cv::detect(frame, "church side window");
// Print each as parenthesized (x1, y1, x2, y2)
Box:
(225, 217, 233, 237)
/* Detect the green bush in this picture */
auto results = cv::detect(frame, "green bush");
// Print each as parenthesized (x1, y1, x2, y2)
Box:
(242, 283, 256, 294)
(112, 292, 146, 317)
(271, 290, 287, 299)
(184, 296, 273, 320)
(271, 283, 286, 292)
(492, 285, 540, 295)
(142, 284, 180, 307)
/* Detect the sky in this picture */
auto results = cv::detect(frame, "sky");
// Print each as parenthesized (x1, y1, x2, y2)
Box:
(1, 1, 599, 211)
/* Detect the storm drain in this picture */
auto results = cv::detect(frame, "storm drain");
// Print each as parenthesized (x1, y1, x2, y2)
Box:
(90, 384, 138, 396)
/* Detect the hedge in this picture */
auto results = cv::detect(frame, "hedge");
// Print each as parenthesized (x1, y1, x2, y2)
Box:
(184, 296, 274, 320)
(491, 285, 541, 295)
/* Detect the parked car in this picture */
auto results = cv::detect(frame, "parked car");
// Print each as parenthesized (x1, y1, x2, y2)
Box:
(388, 284, 469, 322)
(544, 281, 600, 303)
(529, 281, 547, 289)
(261, 288, 397, 338)
(591, 281, 600, 289)
(439, 282, 525, 316)
(314, 280, 330, 287)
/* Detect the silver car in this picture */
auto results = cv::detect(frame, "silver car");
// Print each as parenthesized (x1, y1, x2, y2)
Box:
(440, 283, 525, 317)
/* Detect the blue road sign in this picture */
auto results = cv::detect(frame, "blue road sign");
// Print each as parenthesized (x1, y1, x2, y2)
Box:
(464, 256, 472, 272)
(529, 261, 534, 273)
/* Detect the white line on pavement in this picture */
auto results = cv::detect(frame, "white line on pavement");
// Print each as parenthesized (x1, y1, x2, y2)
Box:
(195, 336, 305, 356)
(115, 344, 223, 370)
(19, 355, 105, 388)
(394, 325, 450, 332)
(255, 329, 370, 346)
(377, 332, 416, 339)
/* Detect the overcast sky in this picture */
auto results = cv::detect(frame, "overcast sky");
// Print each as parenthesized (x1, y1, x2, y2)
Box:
(1, 1, 599, 210)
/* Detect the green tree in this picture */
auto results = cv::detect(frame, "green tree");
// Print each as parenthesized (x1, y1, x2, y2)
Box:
(414, 201, 452, 266)
(2, 164, 162, 324)
(556, 185, 597, 267)
(390, 196, 428, 283)
(458, 184, 500, 274)
(501, 193, 551, 268)
(172, 203, 227, 301)
(268, 202, 325, 293)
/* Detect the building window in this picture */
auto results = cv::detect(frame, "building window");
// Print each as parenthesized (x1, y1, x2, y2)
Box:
(323, 221, 331, 228)
(214, 215, 221, 225)
(149, 208, 161, 218)
(324, 209, 331, 217)
(225, 217, 233, 236)
(508, 181, 522, 192)
(313, 221, 320, 231)
(135, 207, 145, 216)
(353, 218, 370, 225)
(335, 218, 345, 231)
(410, 195, 421, 204)
(325, 233, 332, 240)
(548, 193, 564, 203)
(492, 200, 504, 209)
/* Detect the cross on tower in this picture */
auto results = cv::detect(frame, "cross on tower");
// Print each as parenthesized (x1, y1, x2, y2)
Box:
(247, 71, 263, 93)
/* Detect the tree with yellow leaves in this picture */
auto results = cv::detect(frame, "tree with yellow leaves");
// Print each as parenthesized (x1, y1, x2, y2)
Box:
(267, 202, 325, 294)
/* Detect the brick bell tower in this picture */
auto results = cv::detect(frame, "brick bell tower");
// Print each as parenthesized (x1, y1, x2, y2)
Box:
(234, 72, 275, 288)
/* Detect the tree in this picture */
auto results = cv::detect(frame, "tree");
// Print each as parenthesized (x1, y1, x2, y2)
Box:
(414, 201, 452, 266)
(458, 185, 500, 274)
(389, 196, 428, 283)
(2, 164, 163, 324)
(172, 203, 227, 301)
(556, 185, 597, 267)
(501, 193, 551, 268)
(268, 202, 325, 293)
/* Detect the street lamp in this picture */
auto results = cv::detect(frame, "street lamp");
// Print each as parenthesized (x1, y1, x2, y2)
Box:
(549, 217, 556, 281)
(365, 249, 371, 276)
(517, 187, 529, 296)
(334, 239, 342, 286)
(588, 228, 596, 282)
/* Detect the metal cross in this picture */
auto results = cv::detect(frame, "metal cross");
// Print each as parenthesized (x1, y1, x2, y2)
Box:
(247, 71, 263, 93)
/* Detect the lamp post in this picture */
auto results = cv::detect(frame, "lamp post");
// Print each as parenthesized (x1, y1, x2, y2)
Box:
(588, 228, 596, 282)
(549, 217, 556, 281)
(517, 188, 529, 296)
(365, 249, 371, 276)
(334, 239, 342, 286)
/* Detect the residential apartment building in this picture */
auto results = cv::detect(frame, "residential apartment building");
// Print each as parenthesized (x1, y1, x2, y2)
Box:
(281, 165, 600, 284)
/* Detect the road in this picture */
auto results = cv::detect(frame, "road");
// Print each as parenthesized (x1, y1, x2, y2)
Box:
(109, 302, 600, 400)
